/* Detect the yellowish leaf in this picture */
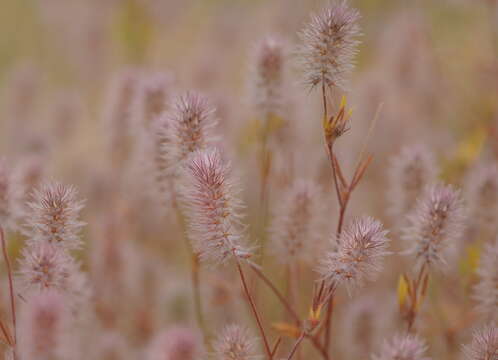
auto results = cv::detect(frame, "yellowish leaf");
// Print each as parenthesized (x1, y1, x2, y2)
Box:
(397, 274, 409, 310)
(272, 322, 301, 339)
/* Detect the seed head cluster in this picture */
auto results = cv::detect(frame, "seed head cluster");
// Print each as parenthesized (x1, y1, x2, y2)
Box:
(402, 183, 465, 270)
(298, 0, 361, 90)
(318, 216, 390, 294)
(180, 149, 252, 265)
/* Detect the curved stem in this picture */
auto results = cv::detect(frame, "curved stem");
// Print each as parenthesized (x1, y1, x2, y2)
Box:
(249, 262, 330, 360)
(249, 263, 301, 325)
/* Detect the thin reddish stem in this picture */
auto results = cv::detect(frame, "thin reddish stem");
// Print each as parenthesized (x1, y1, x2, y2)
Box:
(287, 331, 306, 360)
(236, 259, 273, 359)
(249, 263, 301, 325)
(0, 226, 16, 358)
(249, 263, 330, 359)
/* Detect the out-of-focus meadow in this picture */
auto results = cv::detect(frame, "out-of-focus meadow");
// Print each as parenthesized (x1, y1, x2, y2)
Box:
(0, 0, 497, 359)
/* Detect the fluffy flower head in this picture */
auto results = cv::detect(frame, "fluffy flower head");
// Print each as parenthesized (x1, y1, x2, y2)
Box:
(212, 324, 257, 360)
(372, 333, 430, 360)
(388, 144, 437, 219)
(249, 35, 286, 119)
(147, 327, 203, 360)
(297, 0, 361, 90)
(402, 183, 465, 270)
(163, 92, 217, 174)
(317, 216, 390, 294)
(473, 238, 498, 322)
(270, 179, 324, 264)
(24, 182, 85, 250)
(463, 324, 497, 360)
(18, 290, 70, 360)
(180, 148, 251, 265)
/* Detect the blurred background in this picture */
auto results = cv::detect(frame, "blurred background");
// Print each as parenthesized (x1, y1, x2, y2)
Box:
(0, 0, 497, 359)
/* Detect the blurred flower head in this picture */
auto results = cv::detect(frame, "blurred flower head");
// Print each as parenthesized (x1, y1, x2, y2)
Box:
(18, 290, 70, 360)
(402, 183, 466, 270)
(473, 238, 498, 322)
(249, 35, 287, 120)
(212, 324, 257, 360)
(147, 326, 203, 360)
(162, 92, 218, 175)
(462, 324, 497, 360)
(372, 333, 430, 360)
(24, 181, 85, 250)
(388, 144, 438, 220)
(0, 158, 23, 232)
(270, 179, 324, 264)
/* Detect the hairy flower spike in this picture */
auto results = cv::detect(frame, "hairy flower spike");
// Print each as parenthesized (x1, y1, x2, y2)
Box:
(147, 327, 203, 360)
(24, 182, 85, 250)
(298, 0, 361, 90)
(372, 333, 430, 360)
(388, 144, 438, 219)
(104, 69, 140, 170)
(18, 243, 73, 293)
(270, 179, 324, 264)
(317, 216, 390, 294)
(402, 183, 465, 270)
(462, 324, 497, 360)
(180, 148, 252, 265)
(473, 239, 498, 322)
(18, 290, 70, 360)
(134, 72, 171, 128)
(163, 92, 217, 174)
(212, 324, 257, 360)
(465, 164, 498, 239)
(249, 35, 286, 120)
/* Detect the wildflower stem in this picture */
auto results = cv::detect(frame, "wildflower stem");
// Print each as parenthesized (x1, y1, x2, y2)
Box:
(248, 262, 330, 359)
(407, 264, 428, 333)
(173, 206, 208, 346)
(235, 259, 273, 359)
(286, 331, 306, 360)
(0, 226, 16, 359)
(249, 262, 301, 324)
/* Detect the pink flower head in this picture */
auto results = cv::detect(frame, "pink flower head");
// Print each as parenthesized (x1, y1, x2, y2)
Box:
(180, 148, 252, 265)
(162, 92, 217, 174)
(463, 324, 497, 360)
(24, 182, 85, 250)
(473, 238, 498, 322)
(402, 183, 466, 270)
(298, 0, 361, 90)
(147, 327, 203, 360)
(372, 333, 430, 360)
(18, 243, 73, 293)
(270, 179, 324, 264)
(212, 324, 257, 360)
(249, 35, 286, 120)
(318, 216, 390, 294)
(18, 290, 70, 360)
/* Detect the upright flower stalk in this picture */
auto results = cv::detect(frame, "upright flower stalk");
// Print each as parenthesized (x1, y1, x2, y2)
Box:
(399, 183, 466, 331)
(248, 35, 288, 264)
(180, 148, 273, 359)
(159, 91, 218, 342)
(295, 1, 363, 357)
